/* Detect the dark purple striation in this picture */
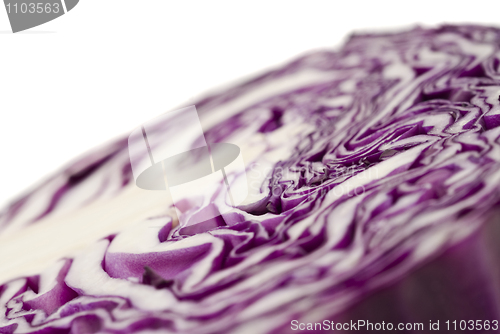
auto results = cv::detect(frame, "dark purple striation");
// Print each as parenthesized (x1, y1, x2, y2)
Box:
(0, 139, 133, 232)
(3, 24, 500, 333)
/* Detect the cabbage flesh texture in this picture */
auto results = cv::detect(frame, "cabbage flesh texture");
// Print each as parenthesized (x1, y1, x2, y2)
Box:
(2, 25, 500, 333)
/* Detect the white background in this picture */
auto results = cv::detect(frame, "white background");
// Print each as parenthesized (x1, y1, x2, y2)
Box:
(0, 0, 498, 208)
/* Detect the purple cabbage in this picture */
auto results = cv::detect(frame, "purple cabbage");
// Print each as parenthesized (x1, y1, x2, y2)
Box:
(2, 24, 500, 333)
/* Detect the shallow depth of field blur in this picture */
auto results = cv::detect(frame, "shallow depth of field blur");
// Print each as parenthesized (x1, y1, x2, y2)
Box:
(0, 0, 498, 208)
